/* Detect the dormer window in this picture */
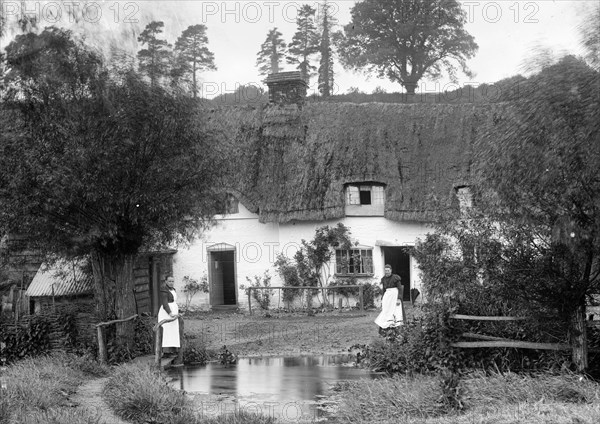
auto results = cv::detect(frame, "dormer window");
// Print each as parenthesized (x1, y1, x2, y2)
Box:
(455, 186, 472, 212)
(345, 183, 385, 216)
(217, 194, 239, 215)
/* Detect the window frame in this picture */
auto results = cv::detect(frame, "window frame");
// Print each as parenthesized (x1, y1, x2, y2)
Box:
(335, 248, 374, 276)
(217, 194, 239, 215)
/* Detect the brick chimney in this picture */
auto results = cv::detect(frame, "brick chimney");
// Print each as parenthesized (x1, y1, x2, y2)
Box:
(264, 72, 308, 106)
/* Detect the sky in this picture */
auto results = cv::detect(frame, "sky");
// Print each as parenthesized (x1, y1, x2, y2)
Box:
(0, 0, 596, 98)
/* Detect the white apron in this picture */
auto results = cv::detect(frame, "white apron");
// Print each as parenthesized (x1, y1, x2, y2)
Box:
(157, 288, 180, 348)
(375, 288, 404, 329)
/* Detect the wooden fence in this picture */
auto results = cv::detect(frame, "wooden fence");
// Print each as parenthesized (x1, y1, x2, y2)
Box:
(153, 315, 184, 368)
(95, 314, 138, 364)
(247, 285, 364, 315)
(449, 314, 598, 351)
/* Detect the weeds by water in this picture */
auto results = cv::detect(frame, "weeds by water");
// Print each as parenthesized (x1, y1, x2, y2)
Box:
(103, 362, 274, 424)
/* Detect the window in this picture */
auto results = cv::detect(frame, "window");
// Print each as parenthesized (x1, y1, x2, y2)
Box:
(344, 184, 385, 216)
(217, 194, 239, 215)
(336, 248, 374, 275)
(345, 185, 384, 206)
(455, 186, 473, 212)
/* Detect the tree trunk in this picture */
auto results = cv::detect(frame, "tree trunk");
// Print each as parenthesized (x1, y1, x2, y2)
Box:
(91, 251, 137, 351)
(404, 81, 417, 95)
(570, 303, 588, 372)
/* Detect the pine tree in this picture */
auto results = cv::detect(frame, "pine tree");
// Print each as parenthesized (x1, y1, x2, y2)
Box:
(173, 24, 216, 97)
(137, 21, 172, 87)
(287, 5, 320, 83)
(256, 28, 287, 77)
(317, 1, 336, 97)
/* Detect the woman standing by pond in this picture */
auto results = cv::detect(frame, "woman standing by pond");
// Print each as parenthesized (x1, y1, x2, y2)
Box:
(158, 275, 180, 357)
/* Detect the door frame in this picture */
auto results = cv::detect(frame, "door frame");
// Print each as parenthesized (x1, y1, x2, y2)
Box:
(380, 246, 413, 301)
(206, 243, 237, 306)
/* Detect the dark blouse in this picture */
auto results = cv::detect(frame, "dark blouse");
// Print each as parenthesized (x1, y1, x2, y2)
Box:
(160, 288, 175, 314)
(381, 274, 402, 295)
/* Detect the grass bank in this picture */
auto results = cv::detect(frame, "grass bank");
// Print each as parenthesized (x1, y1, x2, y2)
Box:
(330, 371, 600, 424)
(103, 362, 275, 424)
(0, 352, 109, 424)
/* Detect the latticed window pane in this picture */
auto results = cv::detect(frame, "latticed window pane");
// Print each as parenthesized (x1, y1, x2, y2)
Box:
(371, 186, 385, 205)
(345, 186, 360, 205)
(335, 248, 373, 275)
(345, 184, 385, 206)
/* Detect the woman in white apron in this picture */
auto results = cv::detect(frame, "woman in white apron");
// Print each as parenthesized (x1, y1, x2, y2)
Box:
(157, 275, 180, 353)
(375, 264, 405, 331)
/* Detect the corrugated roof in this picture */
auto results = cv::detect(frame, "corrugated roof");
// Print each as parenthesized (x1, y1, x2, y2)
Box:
(26, 261, 93, 297)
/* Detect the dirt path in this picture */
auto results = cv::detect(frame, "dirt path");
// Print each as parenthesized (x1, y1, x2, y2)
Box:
(72, 377, 131, 424)
(184, 305, 415, 357)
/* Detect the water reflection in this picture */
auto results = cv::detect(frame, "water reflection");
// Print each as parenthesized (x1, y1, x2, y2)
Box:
(168, 354, 377, 421)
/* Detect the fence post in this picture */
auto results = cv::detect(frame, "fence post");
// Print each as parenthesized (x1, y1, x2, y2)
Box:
(359, 286, 364, 312)
(248, 288, 252, 315)
(175, 317, 184, 366)
(154, 327, 163, 368)
(97, 326, 106, 365)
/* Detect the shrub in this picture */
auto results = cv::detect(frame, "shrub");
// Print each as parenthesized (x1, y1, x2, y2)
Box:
(103, 362, 196, 424)
(411, 231, 577, 372)
(328, 277, 359, 307)
(359, 302, 463, 375)
(105, 314, 154, 364)
(360, 281, 382, 309)
(182, 274, 209, 311)
(218, 345, 237, 366)
(0, 315, 51, 364)
(242, 272, 273, 310)
(274, 253, 302, 305)
(182, 339, 212, 365)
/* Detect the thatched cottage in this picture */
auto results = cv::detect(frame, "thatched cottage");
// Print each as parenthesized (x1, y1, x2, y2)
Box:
(173, 72, 509, 311)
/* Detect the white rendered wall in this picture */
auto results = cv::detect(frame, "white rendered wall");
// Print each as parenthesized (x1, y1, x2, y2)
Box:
(173, 203, 432, 310)
(172, 202, 280, 310)
(277, 217, 429, 293)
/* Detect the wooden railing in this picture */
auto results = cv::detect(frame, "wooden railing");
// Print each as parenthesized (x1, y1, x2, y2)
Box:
(448, 314, 590, 351)
(247, 285, 364, 315)
(153, 315, 184, 368)
(95, 314, 138, 364)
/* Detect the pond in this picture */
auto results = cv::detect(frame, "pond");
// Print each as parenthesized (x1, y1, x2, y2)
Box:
(167, 354, 380, 422)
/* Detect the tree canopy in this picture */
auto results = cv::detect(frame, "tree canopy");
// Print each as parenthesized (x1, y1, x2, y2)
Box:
(137, 21, 172, 87)
(287, 5, 320, 83)
(417, 55, 600, 372)
(0, 27, 224, 346)
(256, 27, 287, 77)
(173, 24, 217, 97)
(317, 1, 337, 97)
(336, 0, 478, 94)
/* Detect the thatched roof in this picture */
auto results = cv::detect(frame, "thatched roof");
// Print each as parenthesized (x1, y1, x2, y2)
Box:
(207, 101, 515, 223)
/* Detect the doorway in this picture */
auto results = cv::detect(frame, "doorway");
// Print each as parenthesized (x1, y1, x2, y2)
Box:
(208, 249, 237, 306)
(381, 246, 411, 301)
